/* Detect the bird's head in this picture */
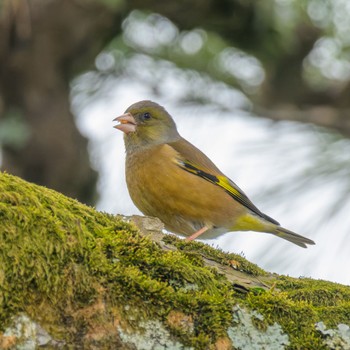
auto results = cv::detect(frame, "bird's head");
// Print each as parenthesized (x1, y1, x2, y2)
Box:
(114, 100, 180, 153)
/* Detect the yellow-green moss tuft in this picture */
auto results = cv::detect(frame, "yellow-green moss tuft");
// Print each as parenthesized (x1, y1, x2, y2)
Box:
(162, 234, 266, 276)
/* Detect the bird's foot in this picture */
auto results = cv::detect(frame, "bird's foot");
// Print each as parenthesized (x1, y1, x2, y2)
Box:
(186, 226, 209, 241)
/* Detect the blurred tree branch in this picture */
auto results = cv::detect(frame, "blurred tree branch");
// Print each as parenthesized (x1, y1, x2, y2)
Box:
(255, 106, 350, 138)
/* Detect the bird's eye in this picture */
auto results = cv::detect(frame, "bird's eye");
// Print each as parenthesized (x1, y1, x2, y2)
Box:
(143, 112, 151, 120)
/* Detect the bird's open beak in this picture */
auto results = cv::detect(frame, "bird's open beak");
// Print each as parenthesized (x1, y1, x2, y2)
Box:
(113, 113, 137, 134)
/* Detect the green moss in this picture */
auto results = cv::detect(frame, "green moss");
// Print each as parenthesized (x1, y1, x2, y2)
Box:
(277, 276, 350, 307)
(162, 234, 267, 276)
(278, 276, 350, 333)
(1, 171, 350, 349)
(0, 172, 234, 347)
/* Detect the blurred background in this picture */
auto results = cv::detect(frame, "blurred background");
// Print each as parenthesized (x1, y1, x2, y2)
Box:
(1, 0, 349, 284)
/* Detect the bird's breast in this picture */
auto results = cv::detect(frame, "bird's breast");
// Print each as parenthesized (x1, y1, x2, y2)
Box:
(125, 145, 245, 236)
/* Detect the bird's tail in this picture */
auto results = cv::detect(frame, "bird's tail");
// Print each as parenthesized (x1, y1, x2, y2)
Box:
(272, 226, 315, 248)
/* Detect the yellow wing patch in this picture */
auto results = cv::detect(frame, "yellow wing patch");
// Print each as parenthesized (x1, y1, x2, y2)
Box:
(216, 175, 246, 201)
(176, 159, 279, 225)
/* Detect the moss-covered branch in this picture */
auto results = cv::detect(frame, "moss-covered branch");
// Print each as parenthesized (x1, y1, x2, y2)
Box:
(0, 171, 349, 349)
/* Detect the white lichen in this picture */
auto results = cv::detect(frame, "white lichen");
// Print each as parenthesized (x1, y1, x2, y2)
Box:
(227, 305, 290, 350)
(316, 321, 350, 349)
(2, 314, 62, 349)
(118, 319, 193, 350)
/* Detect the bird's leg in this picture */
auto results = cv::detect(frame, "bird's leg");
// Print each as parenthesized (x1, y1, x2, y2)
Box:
(186, 226, 209, 241)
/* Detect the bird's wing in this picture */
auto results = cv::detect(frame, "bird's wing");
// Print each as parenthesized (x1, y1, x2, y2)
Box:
(169, 138, 279, 225)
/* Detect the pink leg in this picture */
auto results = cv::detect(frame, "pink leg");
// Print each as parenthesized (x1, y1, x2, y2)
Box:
(186, 226, 209, 241)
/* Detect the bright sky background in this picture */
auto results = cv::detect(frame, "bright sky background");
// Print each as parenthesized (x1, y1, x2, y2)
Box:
(73, 78, 350, 286)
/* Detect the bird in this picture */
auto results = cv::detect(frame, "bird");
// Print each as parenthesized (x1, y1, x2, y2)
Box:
(113, 100, 315, 248)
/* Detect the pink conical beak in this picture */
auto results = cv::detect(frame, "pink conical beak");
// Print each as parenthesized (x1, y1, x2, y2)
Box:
(113, 113, 137, 134)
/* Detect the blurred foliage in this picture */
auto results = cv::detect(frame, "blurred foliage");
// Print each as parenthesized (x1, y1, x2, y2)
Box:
(75, 1, 350, 111)
(0, 109, 30, 149)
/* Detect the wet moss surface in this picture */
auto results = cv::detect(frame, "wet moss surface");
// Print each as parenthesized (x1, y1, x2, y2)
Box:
(0, 171, 349, 349)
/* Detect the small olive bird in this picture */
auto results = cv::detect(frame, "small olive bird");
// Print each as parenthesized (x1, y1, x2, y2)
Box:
(114, 100, 315, 248)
